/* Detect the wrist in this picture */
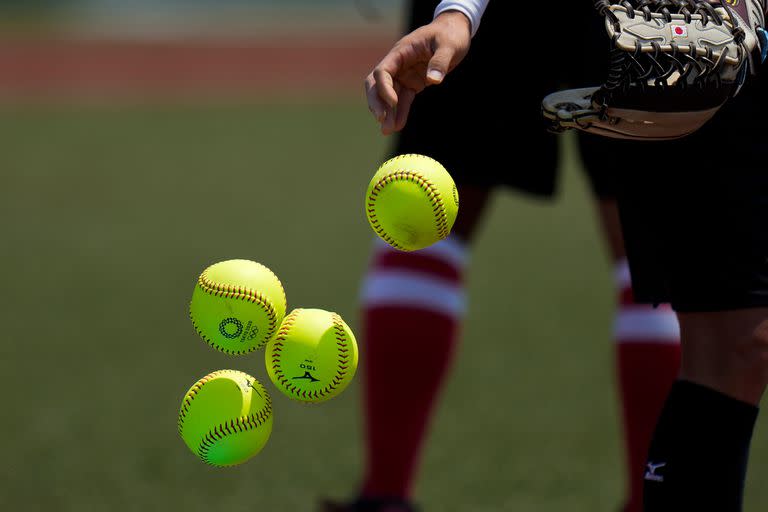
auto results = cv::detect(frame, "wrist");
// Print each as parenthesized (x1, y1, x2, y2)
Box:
(434, 0, 489, 36)
(433, 10, 472, 39)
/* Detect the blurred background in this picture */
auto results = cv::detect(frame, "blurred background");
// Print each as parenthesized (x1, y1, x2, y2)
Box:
(1, 1, 766, 511)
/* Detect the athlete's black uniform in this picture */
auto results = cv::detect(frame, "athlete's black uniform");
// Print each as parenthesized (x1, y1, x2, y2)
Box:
(395, 0, 768, 311)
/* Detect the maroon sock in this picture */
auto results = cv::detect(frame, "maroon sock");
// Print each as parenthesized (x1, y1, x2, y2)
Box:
(359, 238, 467, 500)
(614, 261, 681, 512)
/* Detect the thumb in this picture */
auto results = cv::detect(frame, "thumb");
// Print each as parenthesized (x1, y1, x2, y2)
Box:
(426, 45, 455, 84)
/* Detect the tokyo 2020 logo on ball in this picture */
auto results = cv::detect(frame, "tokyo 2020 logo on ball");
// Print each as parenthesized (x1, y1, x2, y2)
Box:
(219, 318, 244, 339)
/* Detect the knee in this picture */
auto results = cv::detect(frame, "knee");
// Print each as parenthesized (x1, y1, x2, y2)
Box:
(717, 319, 768, 387)
(743, 319, 768, 370)
(684, 314, 768, 372)
(678, 310, 768, 403)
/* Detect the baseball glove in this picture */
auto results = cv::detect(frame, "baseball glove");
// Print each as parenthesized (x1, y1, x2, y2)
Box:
(542, 0, 768, 140)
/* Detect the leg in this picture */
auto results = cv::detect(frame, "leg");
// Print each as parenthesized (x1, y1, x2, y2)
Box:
(678, 310, 768, 404)
(581, 125, 684, 512)
(595, 200, 681, 512)
(320, 187, 492, 511)
(358, 186, 491, 505)
(602, 92, 768, 509)
(643, 309, 765, 511)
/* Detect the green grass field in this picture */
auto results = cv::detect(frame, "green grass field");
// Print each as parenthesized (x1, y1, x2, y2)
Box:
(2, 100, 767, 511)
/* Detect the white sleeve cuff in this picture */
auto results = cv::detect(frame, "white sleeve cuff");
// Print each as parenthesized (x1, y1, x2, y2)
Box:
(434, 0, 490, 37)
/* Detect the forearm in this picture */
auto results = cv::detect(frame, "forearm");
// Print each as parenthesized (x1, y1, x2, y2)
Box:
(434, 0, 490, 36)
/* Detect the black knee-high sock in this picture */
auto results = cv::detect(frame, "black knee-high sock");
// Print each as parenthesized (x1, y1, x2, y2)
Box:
(643, 380, 759, 512)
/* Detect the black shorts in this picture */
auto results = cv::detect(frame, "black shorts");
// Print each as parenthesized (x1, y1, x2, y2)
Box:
(393, 0, 614, 197)
(579, 69, 768, 312)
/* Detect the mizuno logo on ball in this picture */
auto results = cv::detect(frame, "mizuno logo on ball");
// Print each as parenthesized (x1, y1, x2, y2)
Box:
(292, 371, 320, 383)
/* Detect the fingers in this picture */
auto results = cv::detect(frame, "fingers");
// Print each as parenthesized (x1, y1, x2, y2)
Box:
(365, 48, 402, 127)
(392, 87, 416, 134)
(364, 22, 456, 132)
(372, 54, 401, 109)
(367, 71, 399, 134)
(377, 85, 415, 135)
(426, 45, 455, 85)
(365, 73, 387, 123)
(380, 82, 401, 135)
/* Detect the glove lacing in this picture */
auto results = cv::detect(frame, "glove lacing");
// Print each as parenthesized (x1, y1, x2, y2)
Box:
(592, 0, 747, 107)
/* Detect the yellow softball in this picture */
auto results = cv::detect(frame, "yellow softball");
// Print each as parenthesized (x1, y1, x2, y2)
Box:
(265, 308, 358, 403)
(178, 370, 273, 467)
(365, 154, 459, 251)
(189, 259, 287, 355)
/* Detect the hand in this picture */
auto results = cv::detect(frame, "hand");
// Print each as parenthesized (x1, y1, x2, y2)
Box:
(365, 11, 472, 135)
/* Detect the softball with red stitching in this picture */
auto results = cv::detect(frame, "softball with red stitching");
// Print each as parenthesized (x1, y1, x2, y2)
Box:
(178, 369, 273, 466)
(190, 259, 287, 355)
(365, 154, 459, 251)
(265, 308, 358, 403)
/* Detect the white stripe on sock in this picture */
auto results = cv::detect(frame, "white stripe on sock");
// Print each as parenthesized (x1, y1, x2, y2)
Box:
(373, 235, 469, 269)
(614, 307, 680, 342)
(615, 259, 632, 290)
(362, 270, 467, 317)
